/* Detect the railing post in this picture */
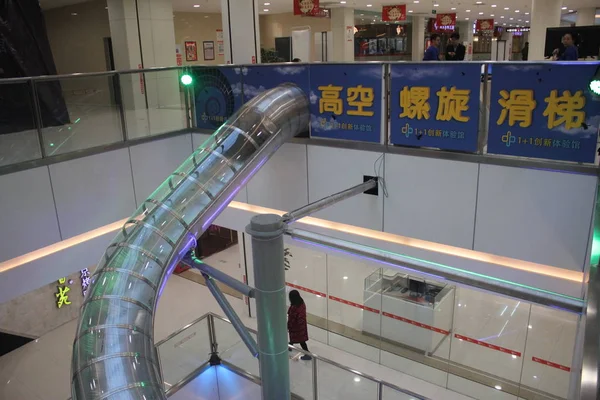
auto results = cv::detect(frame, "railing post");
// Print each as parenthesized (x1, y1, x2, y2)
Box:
(477, 62, 490, 154)
(115, 72, 128, 142)
(245, 214, 290, 400)
(312, 357, 319, 400)
(377, 381, 383, 400)
(29, 79, 46, 158)
(208, 314, 218, 356)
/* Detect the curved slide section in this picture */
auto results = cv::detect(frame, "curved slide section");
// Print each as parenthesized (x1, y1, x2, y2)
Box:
(71, 84, 309, 400)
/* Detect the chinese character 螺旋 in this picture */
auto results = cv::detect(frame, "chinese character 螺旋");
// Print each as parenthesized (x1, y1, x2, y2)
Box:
(543, 90, 586, 130)
(497, 89, 537, 128)
(318, 85, 344, 115)
(436, 87, 471, 122)
(347, 85, 374, 116)
(400, 86, 431, 120)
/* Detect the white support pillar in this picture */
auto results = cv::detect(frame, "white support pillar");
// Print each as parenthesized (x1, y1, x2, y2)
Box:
(529, 0, 562, 61)
(411, 17, 425, 61)
(331, 7, 355, 62)
(457, 20, 474, 61)
(220, 0, 261, 64)
(108, 0, 180, 138)
(576, 8, 596, 26)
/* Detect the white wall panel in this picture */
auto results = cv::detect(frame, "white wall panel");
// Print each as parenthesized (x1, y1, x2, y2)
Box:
(0, 167, 62, 263)
(307, 145, 384, 230)
(129, 134, 194, 205)
(247, 143, 309, 211)
(49, 149, 136, 239)
(384, 154, 479, 249)
(474, 165, 597, 272)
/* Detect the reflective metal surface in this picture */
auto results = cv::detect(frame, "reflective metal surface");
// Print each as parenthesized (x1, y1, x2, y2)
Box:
(71, 84, 309, 400)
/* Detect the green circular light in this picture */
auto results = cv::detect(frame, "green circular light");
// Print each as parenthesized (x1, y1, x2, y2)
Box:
(590, 80, 600, 96)
(181, 74, 193, 86)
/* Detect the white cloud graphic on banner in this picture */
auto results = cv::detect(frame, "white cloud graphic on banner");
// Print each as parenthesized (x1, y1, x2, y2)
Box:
(242, 84, 267, 98)
(273, 66, 306, 75)
(549, 114, 600, 137)
(309, 90, 318, 105)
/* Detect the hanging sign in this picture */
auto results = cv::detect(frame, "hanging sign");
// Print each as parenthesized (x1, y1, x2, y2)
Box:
(476, 19, 494, 31)
(293, 0, 320, 15)
(382, 5, 407, 21)
(435, 13, 456, 31)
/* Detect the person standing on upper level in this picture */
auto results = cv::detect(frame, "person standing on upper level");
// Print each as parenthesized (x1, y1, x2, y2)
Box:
(423, 34, 441, 61)
(552, 33, 579, 61)
(445, 33, 466, 61)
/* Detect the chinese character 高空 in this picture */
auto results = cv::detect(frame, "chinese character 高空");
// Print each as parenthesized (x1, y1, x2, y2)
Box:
(436, 87, 471, 122)
(543, 90, 586, 130)
(56, 286, 71, 308)
(347, 85, 374, 116)
(318, 85, 344, 115)
(400, 86, 431, 120)
(497, 89, 537, 128)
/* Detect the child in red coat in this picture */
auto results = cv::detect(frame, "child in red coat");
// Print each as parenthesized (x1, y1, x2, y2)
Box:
(287, 290, 312, 360)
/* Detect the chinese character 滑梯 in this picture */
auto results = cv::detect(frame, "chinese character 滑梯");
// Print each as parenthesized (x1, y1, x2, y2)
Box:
(497, 89, 537, 128)
(436, 86, 470, 122)
(400, 86, 431, 120)
(318, 84, 343, 115)
(543, 90, 586, 130)
(347, 85, 374, 116)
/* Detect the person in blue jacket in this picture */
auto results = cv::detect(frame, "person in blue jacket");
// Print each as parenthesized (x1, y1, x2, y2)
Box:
(553, 33, 579, 61)
(423, 33, 441, 61)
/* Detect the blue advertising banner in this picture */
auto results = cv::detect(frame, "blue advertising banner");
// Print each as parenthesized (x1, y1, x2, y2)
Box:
(309, 64, 383, 143)
(389, 63, 481, 152)
(192, 66, 242, 130)
(242, 65, 309, 103)
(488, 63, 600, 163)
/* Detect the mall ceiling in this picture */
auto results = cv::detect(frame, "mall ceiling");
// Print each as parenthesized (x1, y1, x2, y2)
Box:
(42, 0, 599, 24)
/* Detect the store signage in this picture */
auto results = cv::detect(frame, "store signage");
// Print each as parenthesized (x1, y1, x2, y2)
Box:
(435, 13, 456, 31)
(476, 19, 494, 31)
(293, 0, 320, 15)
(382, 5, 407, 21)
(55, 277, 73, 309)
(80, 268, 91, 297)
(175, 45, 183, 66)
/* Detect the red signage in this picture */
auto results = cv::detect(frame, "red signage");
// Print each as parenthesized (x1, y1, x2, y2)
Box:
(293, 0, 320, 15)
(532, 357, 571, 372)
(476, 19, 494, 31)
(382, 5, 407, 21)
(435, 13, 456, 31)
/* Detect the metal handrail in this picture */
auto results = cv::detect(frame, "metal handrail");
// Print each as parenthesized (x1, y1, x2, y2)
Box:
(156, 312, 431, 400)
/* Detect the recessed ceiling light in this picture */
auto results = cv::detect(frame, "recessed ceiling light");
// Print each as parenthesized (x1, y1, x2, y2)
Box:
(414, 0, 419, 3)
(466, 9, 471, 12)
(562, 6, 567, 10)
(433, 3, 439, 6)
(343, 276, 349, 280)
(491, 14, 494, 16)
(366, 4, 372, 7)
(476, 1, 482, 3)
(408, 10, 413, 13)
(569, 9, 574, 12)
(354, 377, 361, 382)
(515, 10, 519, 12)
(479, 12, 484, 15)
(503, 22, 506, 25)
(509, 17, 513, 20)
(263, 8, 269, 11)
(491, 4, 497, 7)
(512, 355, 517, 359)
(264, 2, 270, 5)
(525, 12, 529, 14)
(193, 4, 200, 7)
(504, 7, 509, 10)
(518, 19, 522, 21)
(465, 17, 469, 20)
(340, 1, 346, 3)
(495, 385, 502, 390)
(500, 15, 504, 18)
(204, 15, 209, 18)
(525, 20, 529, 23)
(451, 7, 456, 10)
(71, 12, 77, 15)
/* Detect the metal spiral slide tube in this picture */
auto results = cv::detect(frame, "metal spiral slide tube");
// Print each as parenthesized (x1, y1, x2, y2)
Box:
(71, 84, 309, 400)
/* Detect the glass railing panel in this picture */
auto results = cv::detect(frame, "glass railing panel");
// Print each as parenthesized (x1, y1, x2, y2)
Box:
(157, 317, 211, 390)
(382, 384, 422, 400)
(212, 316, 260, 376)
(289, 355, 314, 400)
(518, 304, 579, 400)
(143, 69, 187, 136)
(0, 82, 42, 166)
(326, 253, 382, 363)
(316, 359, 378, 400)
(35, 75, 124, 155)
